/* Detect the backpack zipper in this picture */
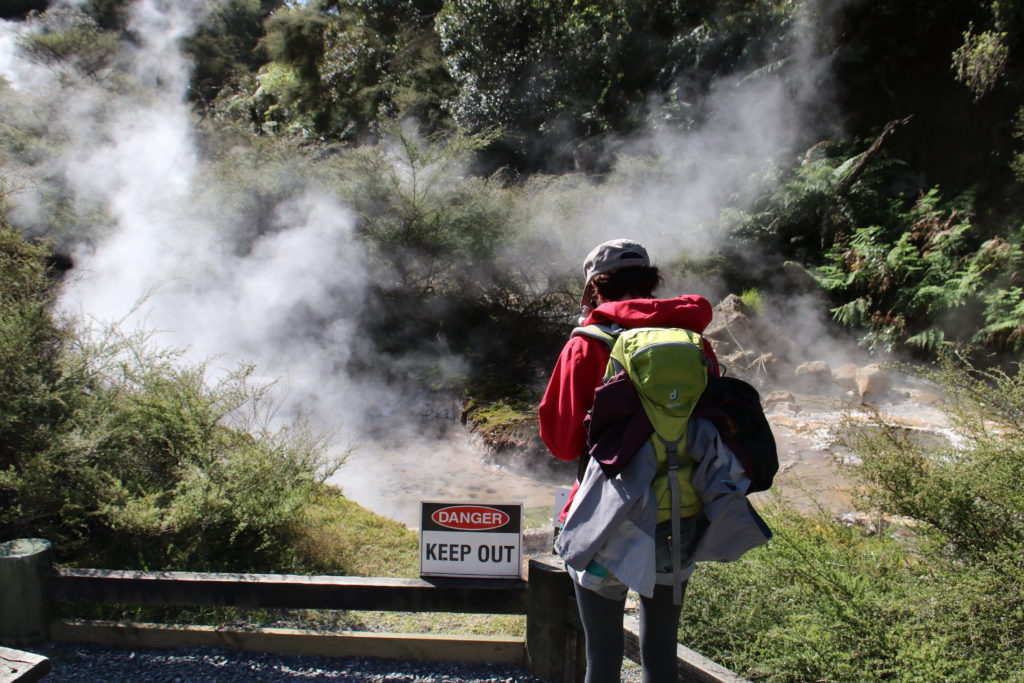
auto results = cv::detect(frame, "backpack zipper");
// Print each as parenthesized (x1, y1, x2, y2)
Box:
(630, 340, 703, 361)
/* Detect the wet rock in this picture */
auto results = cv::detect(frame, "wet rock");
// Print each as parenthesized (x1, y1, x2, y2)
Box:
(764, 391, 795, 405)
(748, 352, 783, 377)
(907, 388, 944, 406)
(765, 401, 800, 417)
(833, 363, 859, 390)
(856, 364, 893, 402)
(704, 294, 798, 361)
(724, 349, 759, 368)
(722, 350, 782, 380)
(794, 360, 832, 389)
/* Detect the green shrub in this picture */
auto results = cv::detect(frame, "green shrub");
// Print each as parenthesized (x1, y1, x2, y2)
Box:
(680, 506, 922, 682)
(727, 141, 901, 263)
(952, 26, 1009, 100)
(847, 356, 1024, 558)
(739, 288, 765, 314)
(0, 227, 73, 479)
(327, 128, 568, 401)
(0, 227, 344, 572)
(680, 357, 1024, 681)
(17, 7, 120, 76)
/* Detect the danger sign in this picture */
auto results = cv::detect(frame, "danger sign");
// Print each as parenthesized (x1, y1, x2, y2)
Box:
(420, 502, 522, 579)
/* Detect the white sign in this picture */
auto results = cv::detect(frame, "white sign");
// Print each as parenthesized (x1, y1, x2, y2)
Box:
(553, 486, 572, 529)
(420, 501, 522, 579)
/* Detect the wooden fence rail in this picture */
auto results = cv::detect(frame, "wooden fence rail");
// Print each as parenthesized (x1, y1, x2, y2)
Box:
(1, 539, 748, 683)
(47, 568, 529, 614)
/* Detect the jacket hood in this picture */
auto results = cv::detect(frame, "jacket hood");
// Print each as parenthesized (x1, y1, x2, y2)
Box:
(584, 295, 713, 332)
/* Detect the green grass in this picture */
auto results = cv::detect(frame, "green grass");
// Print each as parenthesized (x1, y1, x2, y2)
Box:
(523, 505, 553, 529)
(294, 486, 420, 577)
(739, 288, 765, 314)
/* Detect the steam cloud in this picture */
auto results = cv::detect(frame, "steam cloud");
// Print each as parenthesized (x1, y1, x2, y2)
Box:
(0, 2, 858, 522)
(526, 8, 837, 274)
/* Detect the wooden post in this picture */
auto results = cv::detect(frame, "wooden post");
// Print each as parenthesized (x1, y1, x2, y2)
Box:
(0, 539, 52, 647)
(526, 554, 575, 682)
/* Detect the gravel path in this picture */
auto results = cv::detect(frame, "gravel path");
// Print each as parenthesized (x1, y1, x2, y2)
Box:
(26, 643, 546, 682)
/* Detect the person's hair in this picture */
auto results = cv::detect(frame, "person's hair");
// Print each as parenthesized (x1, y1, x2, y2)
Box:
(592, 266, 662, 302)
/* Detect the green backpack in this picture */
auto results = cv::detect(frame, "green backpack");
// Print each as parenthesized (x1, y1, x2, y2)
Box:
(573, 324, 713, 523)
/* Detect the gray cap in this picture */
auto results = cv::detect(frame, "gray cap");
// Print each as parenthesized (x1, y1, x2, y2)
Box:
(580, 238, 650, 307)
(583, 238, 650, 282)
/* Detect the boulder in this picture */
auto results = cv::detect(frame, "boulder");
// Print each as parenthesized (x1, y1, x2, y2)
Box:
(765, 401, 800, 417)
(764, 391, 796, 405)
(721, 350, 783, 380)
(704, 294, 799, 371)
(703, 295, 759, 357)
(724, 349, 759, 368)
(794, 360, 832, 389)
(748, 353, 783, 378)
(856, 364, 893, 402)
(833, 363, 859, 390)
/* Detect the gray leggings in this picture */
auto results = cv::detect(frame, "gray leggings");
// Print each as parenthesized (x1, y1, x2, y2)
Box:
(573, 581, 686, 683)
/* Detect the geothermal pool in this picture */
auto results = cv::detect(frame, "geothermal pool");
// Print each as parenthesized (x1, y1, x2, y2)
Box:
(328, 421, 564, 529)
(329, 379, 951, 530)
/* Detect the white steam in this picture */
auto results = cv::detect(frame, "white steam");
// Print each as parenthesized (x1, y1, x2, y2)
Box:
(1, 3, 378, 430)
(514, 3, 856, 371)
(522, 3, 840, 287)
(0, 1, 865, 524)
(0, 3, 538, 523)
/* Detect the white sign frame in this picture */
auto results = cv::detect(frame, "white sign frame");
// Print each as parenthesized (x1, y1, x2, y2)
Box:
(419, 501, 523, 579)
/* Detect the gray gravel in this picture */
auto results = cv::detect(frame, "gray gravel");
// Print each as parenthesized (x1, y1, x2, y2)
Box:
(26, 643, 545, 682)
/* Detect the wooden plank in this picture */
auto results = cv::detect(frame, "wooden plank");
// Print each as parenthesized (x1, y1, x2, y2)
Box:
(623, 615, 750, 683)
(0, 646, 51, 683)
(48, 569, 527, 615)
(49, 620, 525, 664)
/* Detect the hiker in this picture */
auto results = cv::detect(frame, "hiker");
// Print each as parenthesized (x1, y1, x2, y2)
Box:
(539, 238, 766, 683)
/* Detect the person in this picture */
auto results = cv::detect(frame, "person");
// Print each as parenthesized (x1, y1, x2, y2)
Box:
(538, 238, 721, 683)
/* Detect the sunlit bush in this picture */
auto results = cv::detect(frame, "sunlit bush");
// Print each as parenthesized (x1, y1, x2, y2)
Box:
(679, 356, 1024, 681)
(849, 356, 1024, 556)
(0, 226, 342, 572)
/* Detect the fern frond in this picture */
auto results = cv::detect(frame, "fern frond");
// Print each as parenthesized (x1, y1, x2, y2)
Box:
(906, 328, 946, 352)
(831, 297, 871, 326)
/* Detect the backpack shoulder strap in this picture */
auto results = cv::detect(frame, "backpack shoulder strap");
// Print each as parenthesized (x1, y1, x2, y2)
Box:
(570, 323, 622, 350)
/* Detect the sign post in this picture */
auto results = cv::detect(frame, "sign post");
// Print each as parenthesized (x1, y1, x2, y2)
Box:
(420, 502, 522, 579)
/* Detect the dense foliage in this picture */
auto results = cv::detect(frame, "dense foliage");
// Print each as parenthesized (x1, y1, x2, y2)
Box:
(321, 128, 570, 398)
(680, 358, 1024, 681)
(9, 0, 1023, 359)
(815, 191, 1024, 354)
(0, 226, 346, 571)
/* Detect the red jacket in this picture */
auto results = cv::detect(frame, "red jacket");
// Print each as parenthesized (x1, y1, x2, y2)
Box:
(538, 295, 719, 462)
